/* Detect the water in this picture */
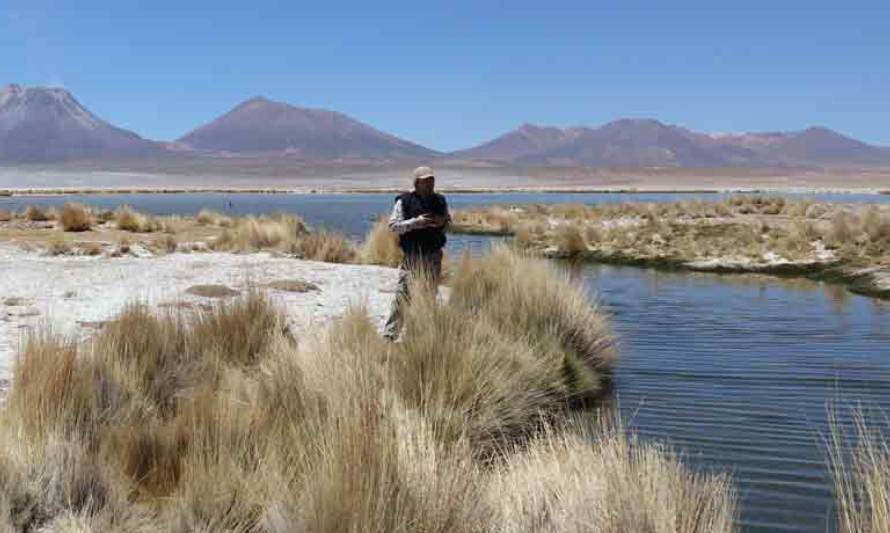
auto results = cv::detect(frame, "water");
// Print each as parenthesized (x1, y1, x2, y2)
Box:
(2, 190, 889, 242)
(580, 264, 890, 531)
(2, 191, 889, 531)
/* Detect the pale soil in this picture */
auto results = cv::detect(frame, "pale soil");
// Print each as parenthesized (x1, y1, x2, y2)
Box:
(1, 166, 889, 193)
(0, 243, 399, 388)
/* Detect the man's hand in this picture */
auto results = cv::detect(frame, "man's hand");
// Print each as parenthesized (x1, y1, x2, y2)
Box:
(416, 214, 446, 228)
(429, 214, 448, 227)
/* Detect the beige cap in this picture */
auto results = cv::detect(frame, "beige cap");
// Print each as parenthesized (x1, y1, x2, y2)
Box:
(413, 166, 435, 180)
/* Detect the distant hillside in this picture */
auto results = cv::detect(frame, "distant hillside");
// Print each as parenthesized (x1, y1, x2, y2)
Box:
(452, 120, 890, 168)
(0, 84, 162, 163)
(177, 97, 438, 160)
(3, 84, 888, 169)
(710, 127, 890, 166)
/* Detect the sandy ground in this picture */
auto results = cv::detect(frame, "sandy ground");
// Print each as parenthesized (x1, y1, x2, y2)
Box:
(0, 243, 399, 389)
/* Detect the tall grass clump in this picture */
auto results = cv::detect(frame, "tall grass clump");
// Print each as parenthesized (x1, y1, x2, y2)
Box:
(211, 215, 355, 263)
(196, 209, 233, 227)
(211, 214, 309, 252)
(288, 229, 357, 263)
(488, 420, 738, 532)
(448, 246, 615, 399)
(828, 410, 890, 533)
(115, 205, 158, 233)
(60, 202, 93, 232)
(553, 223, 589, 256)
(360, 216, 403, 267)
(391, 284, 569, 453)
(24, 205, 52, 222)
(0, 249, 738, 532)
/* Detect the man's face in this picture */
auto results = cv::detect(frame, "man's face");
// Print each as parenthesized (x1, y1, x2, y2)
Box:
(414, 176, 435, 197)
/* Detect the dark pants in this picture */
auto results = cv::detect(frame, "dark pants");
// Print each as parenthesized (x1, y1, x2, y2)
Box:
(382, 249, 443, 339)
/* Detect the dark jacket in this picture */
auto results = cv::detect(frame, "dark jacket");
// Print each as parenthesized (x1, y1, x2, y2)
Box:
(396, 191, 449, 255)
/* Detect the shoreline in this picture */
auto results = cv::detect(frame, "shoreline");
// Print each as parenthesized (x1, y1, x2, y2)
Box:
(1, 186, 888, 196)
(547, 250, 890, 300)
(450, 198, 890, 301)
(447, 227, 890, 299)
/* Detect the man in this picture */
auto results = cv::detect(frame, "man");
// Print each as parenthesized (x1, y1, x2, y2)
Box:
(382, 166, 451, 340)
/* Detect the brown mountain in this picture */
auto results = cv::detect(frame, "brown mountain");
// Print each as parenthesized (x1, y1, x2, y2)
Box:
(453, 120, 890, 168)
(0, 84, 162, 163)
(177, 96, 438, 160)
(712, 127, 890, 166)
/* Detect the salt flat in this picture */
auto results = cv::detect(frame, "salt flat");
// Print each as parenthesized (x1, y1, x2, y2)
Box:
(0, 243, 399, 388)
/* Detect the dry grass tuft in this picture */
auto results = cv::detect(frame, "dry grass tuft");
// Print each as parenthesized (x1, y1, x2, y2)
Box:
(828, 410, 890, 533)
(24, 205, 52, 222)
(0, 252, 738, 532)
(45, 233, 73, 256)
(554, 224, 588, 256)
(210, 214, 355, 263)
(0, 209, 11, 222)
(149, 234, 179, 255)
(60, 202, 93, 232)
(289, 229, 357, 263)
(448, 246, 615, 399)
(360, 216, 404, 267)
(211, 214, 308, 252)
(196, 209, 233, 227)
(488, 420, 738, 532)
(115, 205, 158, 233)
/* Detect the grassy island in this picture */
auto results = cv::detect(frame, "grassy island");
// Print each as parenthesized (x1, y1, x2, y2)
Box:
(451, 196, 890, 299)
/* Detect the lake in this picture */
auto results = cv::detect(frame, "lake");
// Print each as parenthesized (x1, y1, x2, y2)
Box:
(2, 191, 889, 531)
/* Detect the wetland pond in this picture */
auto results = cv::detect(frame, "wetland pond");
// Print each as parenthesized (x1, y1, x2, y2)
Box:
(3, 191, 889, 531)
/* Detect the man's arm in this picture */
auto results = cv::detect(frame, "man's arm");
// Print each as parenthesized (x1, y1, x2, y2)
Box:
(388, 199, 428, 235)
(441, 196, 452, 229)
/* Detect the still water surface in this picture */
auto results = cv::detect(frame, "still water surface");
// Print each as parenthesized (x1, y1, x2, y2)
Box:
(3, 191, 889, 531)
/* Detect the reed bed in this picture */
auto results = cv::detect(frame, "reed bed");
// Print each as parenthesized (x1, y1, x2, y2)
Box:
(0, 248, 736, 532)
(2, 205, 362, 264)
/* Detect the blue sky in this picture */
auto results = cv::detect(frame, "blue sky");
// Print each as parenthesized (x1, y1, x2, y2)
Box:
(1, 0, 888, 151)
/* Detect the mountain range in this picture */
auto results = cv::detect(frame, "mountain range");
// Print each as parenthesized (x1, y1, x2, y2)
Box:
(2, 83, 890, 169)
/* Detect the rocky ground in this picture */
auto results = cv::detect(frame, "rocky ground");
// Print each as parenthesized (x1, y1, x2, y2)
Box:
(0, 243, 399, 389)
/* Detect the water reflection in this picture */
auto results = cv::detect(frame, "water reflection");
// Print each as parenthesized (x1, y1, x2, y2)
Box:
(564, 260, 880, 318)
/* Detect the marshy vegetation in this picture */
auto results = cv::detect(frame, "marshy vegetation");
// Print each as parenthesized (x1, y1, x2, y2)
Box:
(451, 196, 890, 298)
(0, 204, 361, 264)
(0, 247, 742, 532)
